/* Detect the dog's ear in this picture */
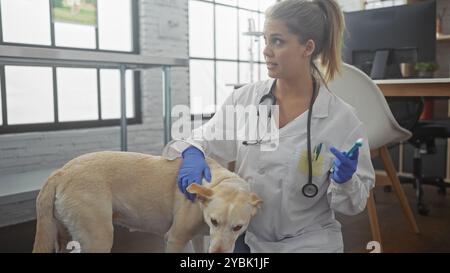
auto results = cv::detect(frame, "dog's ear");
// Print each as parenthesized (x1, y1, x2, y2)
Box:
(249, 193, 263, 216)
(186, 183, 214, 203)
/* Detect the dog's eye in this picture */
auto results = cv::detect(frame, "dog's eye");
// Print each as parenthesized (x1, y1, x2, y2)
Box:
(232, 225, 243, 232)
(211, 218, 218, 226)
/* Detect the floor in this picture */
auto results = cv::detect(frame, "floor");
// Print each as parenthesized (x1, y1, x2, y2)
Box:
(0, 184, 449, 253)
(340, 184, 450, 253)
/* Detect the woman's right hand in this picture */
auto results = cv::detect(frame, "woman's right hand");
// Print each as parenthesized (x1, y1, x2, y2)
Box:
(177, 146, 212, 201)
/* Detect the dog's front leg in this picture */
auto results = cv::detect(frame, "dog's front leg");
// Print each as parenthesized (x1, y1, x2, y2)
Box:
(164, 203, 204, 253)
(164, 232, 189, 253)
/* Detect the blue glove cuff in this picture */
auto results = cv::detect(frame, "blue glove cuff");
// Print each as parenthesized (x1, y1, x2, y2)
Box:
(182, 146, 204, 159)
(332, 172, 352, 184)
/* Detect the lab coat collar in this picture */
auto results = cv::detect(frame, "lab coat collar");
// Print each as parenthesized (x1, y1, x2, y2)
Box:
(313, 82, 332, 119)
(264, 78, 331, 120)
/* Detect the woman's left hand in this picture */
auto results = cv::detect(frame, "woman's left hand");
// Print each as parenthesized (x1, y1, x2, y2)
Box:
(329, 147, 359, 184)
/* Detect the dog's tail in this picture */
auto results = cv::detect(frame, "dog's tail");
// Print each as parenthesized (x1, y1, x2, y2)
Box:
(32, 171, 61, 253)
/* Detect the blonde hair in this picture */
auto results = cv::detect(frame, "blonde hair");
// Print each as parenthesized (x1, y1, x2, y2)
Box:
(265, 0, 345, 83)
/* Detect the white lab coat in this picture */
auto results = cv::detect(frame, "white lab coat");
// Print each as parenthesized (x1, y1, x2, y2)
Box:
(162, 78, 375, 253)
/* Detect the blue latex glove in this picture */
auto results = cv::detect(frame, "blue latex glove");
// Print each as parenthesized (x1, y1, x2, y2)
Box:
(178, 146, 212, 201)
(329, 147, 359, 184)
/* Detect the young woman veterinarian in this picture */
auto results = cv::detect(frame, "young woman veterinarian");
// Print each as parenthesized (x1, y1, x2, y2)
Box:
(162, 0, 375, 253)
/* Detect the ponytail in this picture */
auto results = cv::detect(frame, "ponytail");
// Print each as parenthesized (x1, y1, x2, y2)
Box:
(314, 0, 345, 82)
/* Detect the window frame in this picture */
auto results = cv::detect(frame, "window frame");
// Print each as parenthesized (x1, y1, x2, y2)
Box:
(188, 0, 268, 116)
(0, 0, 142, 135)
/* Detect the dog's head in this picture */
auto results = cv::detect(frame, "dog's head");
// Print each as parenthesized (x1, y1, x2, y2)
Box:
(187, 181, 262, 253)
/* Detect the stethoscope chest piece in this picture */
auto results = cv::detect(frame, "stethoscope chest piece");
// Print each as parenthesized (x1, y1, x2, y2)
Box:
(302, 183, 318, 198)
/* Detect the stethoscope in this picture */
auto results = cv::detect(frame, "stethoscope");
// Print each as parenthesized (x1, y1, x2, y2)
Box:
(243, 77, 319, 198)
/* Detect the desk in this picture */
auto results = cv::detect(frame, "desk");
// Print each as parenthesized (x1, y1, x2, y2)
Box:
(374, 78, 450, 97)
(374, 78, 450, 180)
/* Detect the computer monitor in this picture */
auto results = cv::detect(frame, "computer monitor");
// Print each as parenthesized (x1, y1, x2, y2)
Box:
(342, 0, 436, 79)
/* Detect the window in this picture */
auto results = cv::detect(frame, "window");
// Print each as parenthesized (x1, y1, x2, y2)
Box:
(189, 59, 215, 115)
(364, 0, 406, 9)
(100, 69, 134, 119)
(57, 67, 99, 122)
(1, 0, 52, 46)
(337, 0, 364, 12)
(0, 79, 2, 125)
(216, 60, 238, 107)
(5, 66, 54, 125)
(337, 1, 408, 14)
(189, 0, 276, 115)
(98, 0, 134, 52)
(0, 0, 140, 134)
(1, 0, 136, 52)
(0, 65, 140, 134)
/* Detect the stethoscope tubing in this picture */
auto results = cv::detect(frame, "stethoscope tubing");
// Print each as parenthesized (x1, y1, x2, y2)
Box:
(245, 77, 319, 198)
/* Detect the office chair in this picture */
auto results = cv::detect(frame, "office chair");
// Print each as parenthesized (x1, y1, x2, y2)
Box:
(328, 63, 420, 251)
(388, 96, 450, 215)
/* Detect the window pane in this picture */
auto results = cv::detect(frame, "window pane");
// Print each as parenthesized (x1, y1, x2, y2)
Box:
(259, 13, 266, 62)
(238, 0, 258, 10)
(98, 0, 133, 52)
(54, 22, 96, 49)
(259, 63, 269, 81)
(190, 60, 215, 115)
(0, 82, 3, 125)
(239, 10, 260, 61)
(57, 68, 98, 122)
(100, 69, 134, 119)
(338, 0, 363, 11)
(239, 62, 257, 84)
(189, 1, 214, 58)
(259, 0, 275, 12)
(216, 61, 237, 107)
(216, 0, 237, 6)
(215, 5, 238, 60)
(1, 0, 51, 45)
(0, 78, 2, 125)
(53, 0, 97, 48)
(365, 0, 406, 9)
(5, 66, 54, 125)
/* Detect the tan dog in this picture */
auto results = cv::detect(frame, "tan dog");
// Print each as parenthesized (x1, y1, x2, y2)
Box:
(32, 151, 262, 253)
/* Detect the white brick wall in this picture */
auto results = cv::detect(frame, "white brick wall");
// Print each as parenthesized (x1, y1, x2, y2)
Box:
(0, 0, 190, 176)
